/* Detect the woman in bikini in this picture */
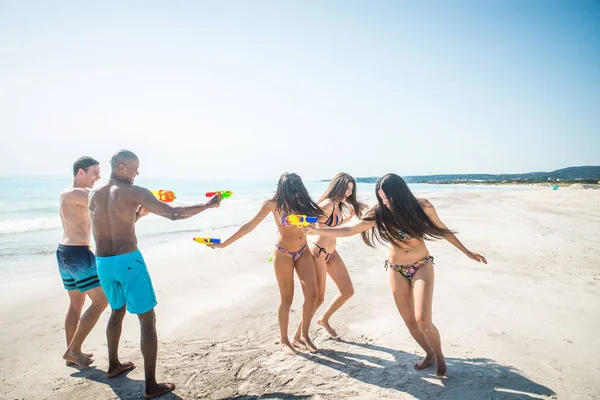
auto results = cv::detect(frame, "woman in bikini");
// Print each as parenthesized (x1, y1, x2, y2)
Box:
(303, 173, 486, 376)
(209, 172, 324, 354)
(292, 173, 366, 345)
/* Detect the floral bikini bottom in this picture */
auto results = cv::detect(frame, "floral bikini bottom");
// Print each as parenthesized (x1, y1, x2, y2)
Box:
(384, 255, 435, 280)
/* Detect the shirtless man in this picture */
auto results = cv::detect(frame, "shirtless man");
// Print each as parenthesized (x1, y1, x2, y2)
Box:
(90, 149, 222, 399)
(57, 156, 108, 367)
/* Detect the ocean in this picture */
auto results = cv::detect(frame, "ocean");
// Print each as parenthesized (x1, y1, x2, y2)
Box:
(0, 175, 531, 282)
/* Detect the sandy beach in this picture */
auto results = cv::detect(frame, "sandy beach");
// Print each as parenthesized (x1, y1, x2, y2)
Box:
(1, 187, 599, 400)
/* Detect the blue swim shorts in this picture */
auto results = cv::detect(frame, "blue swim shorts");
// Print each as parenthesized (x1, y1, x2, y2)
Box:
(96, 249, 157, 315)
(56, 244, 101, 292)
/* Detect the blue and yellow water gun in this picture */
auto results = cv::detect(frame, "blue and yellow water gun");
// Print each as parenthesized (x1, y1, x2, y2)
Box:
(286, 214, 318, 228)
(193, 237, 221, 245)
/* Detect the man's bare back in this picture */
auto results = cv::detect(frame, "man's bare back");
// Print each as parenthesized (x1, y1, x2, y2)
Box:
(90, 181, 146, 257)
(60, 187, 93, 246)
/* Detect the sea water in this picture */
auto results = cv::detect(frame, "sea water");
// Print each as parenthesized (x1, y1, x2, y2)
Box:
(0, 175, 531, 282)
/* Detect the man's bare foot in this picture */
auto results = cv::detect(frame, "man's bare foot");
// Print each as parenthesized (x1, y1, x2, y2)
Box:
(66, 352, 93, 366)
(301, 336, 318, 353)
(291, 337, 307, 350)
(107, 361, 135, 378)
(144, 382, 176, 399)
(317, 318, 338, 337)
(414, 353, 435, 371)
(436, 357, 447, 377)
(280, 342, 297, 356)
(63, 350, 93, 367)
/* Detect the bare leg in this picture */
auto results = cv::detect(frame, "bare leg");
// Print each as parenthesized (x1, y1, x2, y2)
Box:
(319, 251, 354, 337)
(64, 290, 85, 365)
(293, 245, 327, 344)
(63, 287, 108, 367)
(106, 306, 135, 378)
(138, 309, 175, 398)
(412, 261, 446, 377)
(388, 268, 435, 370)
(65, 290, 85, 348)
(293, 249, 319, 353)
(272, 251, 297, 355)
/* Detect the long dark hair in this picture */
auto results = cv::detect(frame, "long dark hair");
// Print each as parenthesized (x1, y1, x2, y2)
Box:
(272, 173, 324, 218)
(361, 173, 453, 248)
(319, 172, 367, 218)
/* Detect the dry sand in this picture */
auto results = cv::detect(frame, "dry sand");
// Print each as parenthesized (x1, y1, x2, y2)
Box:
(1, 187, 599, 399)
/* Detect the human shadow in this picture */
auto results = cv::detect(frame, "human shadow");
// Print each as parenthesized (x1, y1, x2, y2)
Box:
(70, 366, 183, 400)
(223, 393, 312, 400)
(299, 338, 556, 400)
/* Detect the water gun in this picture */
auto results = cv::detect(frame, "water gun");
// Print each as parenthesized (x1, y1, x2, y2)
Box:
(286, 214, 318, 227)
(205, 191, 233, 199)
(152, 190, 176, 202)
(193, 237, 221, 245)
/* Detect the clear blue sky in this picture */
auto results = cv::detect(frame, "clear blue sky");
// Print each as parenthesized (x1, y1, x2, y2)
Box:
(1, 0, 598, 180)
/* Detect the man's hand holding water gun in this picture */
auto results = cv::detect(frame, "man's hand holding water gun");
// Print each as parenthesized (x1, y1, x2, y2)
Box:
(140, 189, 222, 221)
(205, 191, 233, 199)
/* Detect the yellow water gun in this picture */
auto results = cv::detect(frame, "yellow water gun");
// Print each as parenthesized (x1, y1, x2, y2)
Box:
(193, 237, 221, 245)
(286, 214, 318, 227)
(152, 190, 176, 202)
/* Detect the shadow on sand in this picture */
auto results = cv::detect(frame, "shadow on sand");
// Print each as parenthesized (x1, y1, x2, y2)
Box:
(70, 366, 183, 400)
(299, 338, 556, 400)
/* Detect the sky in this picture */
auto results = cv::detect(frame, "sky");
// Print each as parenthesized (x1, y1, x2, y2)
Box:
(1, 0, 599, 181)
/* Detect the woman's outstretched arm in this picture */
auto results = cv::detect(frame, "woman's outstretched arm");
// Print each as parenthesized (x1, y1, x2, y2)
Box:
(303, 218, 375, 237)
(210, 200, 273, 249)
(421, 199, 487, 264)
